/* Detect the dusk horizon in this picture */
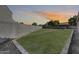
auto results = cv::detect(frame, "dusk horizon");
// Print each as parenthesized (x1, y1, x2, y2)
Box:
(8, 5, 79, 25)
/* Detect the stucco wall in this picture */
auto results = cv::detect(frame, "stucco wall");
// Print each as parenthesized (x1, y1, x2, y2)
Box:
(0, 5, 14, 22)
(15, 24, 42, 38)
(0, 21, 41, 38)
(0, 5, 42, 38)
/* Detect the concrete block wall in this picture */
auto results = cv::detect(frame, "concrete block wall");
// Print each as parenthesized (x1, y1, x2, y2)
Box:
(15, 24, 42, 38)
(0, 5, 42, 39)
(0, 22, 15, 38)
(0, 22, 41, 38)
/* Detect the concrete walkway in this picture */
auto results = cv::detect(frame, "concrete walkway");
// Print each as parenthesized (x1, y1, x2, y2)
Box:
(68, 29, 79, 54)
(0, 39, 20, 54)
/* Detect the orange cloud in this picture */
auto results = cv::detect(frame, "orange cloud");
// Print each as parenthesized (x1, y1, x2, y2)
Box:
(39, 12, 69, 23)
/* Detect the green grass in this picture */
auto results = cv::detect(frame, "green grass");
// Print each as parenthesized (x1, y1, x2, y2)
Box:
(17, 29, 71, 54)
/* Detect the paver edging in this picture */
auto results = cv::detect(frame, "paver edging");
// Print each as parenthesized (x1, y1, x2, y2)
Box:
(12, 40, 28, 54)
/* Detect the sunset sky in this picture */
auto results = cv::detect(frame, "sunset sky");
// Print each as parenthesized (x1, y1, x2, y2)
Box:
(8, 5, 79, 25)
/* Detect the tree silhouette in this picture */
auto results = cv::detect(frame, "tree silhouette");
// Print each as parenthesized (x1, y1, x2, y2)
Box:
(20, 22, 24, 24)
(32, 22, 37, 26)
(53, 20, 60, 25)
(47, 20, 60, 26)
(48, 20, 54, 26)
(68, 16, 77, 26)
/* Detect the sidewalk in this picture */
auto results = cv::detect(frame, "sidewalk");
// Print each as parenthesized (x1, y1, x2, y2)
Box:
(68, 29, 79, 54)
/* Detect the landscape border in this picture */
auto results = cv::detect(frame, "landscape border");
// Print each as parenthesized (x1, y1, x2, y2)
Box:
(12, 40, 28, 54)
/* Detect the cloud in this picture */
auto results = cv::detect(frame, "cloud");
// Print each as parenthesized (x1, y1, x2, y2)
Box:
(13, 12, 50, 25)
(38, 11, 77, 23)
(12, 9, 77, 24)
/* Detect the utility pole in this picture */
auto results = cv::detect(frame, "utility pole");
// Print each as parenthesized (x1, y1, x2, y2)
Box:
(77, 12, 79, 26)
(76, 11, 79, 32)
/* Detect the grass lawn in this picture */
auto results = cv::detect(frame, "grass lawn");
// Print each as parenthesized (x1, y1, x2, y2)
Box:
(17, 29, 71, 54)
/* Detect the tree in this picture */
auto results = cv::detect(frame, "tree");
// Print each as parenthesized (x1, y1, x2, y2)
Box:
(42, 20, 60, 28)
(47, 20, 60, 26)
(32, 22, 37, 26)
(20, 22, 24, 24)
(68, 16, 77, 26)
(53, 20, 60, 25)
(48, 20, 54, 26)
